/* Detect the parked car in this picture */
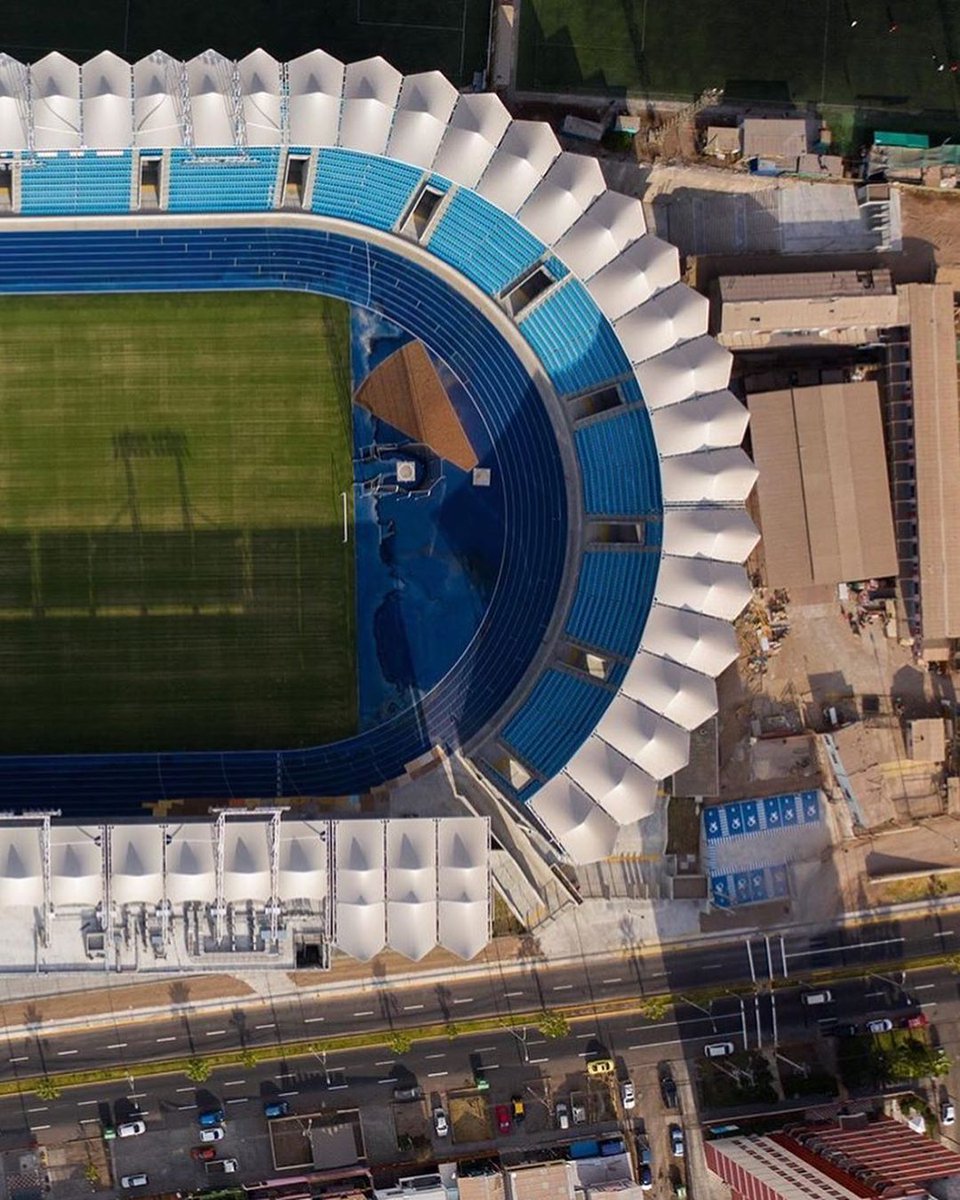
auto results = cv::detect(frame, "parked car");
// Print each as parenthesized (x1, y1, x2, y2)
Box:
(204, 1159, 238, 1175)
(704, 1042, 735, 1058)
(191, 1147, 216, 1162)
(495, 1104, 512, 1135)
(670, 1125, 685, 1158)
(587, 1058, 614, 1076)
(831, 1023, 859, 1037)
(620, 1079, 636, 1110)
(393, 1085, 424, 1102)
(198, 1109, 225, 1128)
(660, 1071, 678, 1109)
(866, 1019, 893, 1033)
(511, 1096, 525, 1123)
(198, 1126, 225, 1142)
(571, 1100, 587, 1124)
(117, 1120, 146, 1138)
(640, 1164, 653, 1191)
(264, 1100, 289, 1119)
(801, 990, 833, 1007)
(433, 1108, 449, 1138)
(555, 1101, 570, 1130)
(943, 1101, 956, 1126)
(903, 1013, 929, 1029)
(120, 1175, 148, 1189)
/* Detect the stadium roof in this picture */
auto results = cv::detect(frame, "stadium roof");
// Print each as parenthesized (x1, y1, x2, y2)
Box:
(0, 47, 757, 865)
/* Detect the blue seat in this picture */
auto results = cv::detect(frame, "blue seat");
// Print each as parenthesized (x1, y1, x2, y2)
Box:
(502, 668, 612, 779)
(427, 188, 544, 296)
(167, 148, 280, 214)
(565, 549, 660, 658)
(311, 149, 422, 232)
(575, 407, 662, 516)
(20, 152, 132, 216)
(518, 279, 631, 396)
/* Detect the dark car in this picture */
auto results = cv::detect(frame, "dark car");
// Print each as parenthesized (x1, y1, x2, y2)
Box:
(191, 1147, 216, 1162)
(640, 1164, 653, 1191)
(264, 1101, 289, 1119)
(831, 1023, 859, 1037)
(495, 1104, 512, 1135)
(660, 1071, 678, 1109)
(198, 1109, 225, 1128)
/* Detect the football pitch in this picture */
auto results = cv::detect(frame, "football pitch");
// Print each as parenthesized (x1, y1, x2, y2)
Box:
(0, 290, 356, 755)
(518, 0, 960, 113)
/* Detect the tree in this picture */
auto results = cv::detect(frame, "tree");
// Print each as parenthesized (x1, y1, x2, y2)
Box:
(185, 1056, 212, 1083)
(389, 1031, 413, 1056)
(240, 1048, 258, 1069)
(536, 1010, 570, 1040)
(638, 994, 673, 1021)
(445, 1022, 461, 1039)
(35, 1076, 61, 1101)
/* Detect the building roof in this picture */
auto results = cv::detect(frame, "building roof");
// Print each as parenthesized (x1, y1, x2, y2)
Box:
(908, 718, 947, 763)
(716, 270, 900, 349)
(741, 117, 810, 162)
(748, 382, 898, 589)
(704, 126, 740, 156)
(456, 1174, 506, 1200)
(900, 284, 960, 643)
(506, 1162, 574, 1200)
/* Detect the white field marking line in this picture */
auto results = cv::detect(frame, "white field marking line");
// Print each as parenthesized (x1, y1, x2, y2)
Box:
(107, 1043, 128, 1049)
(304, 1017, 325, 1023)
(255, 1023, 276, 1030)
(427, 1071, 449, 1078)
(9, 1057, 29, 1063)
(785, 936, 905, 958)
(57, 1050, 78, 1056)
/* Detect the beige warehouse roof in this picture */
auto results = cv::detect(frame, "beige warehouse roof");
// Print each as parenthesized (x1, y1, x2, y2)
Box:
(748, 382, 897, 589)
(901, 284, 960, 642)
(740, 117, 809, 161)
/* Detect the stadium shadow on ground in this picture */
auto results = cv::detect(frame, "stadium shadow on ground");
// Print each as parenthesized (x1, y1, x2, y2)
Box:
(0, 524, 357, 755)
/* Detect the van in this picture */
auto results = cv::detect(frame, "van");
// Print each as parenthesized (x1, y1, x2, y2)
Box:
(801, 990, 833, 1007)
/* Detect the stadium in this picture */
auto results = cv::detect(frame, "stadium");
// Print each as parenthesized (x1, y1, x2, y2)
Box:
(0, 48, 757, 872)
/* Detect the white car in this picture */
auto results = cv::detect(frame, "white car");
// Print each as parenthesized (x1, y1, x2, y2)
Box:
(943, 1101, 956, 1126)
(120, 1175, 148, 1189)
(866, 1019, 893, 1034)
(433, 1108, 449, 1137)
(555, 1101, 570, 1130)
(117, 1120, 146, 1138)
(704, 1041, 735, 1058)
(620, 1080, 636, 1110)
(670, 1125, 685, 1158)
(199, 1125, 225, 1142)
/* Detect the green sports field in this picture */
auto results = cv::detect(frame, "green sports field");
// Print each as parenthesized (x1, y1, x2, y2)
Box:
(0, 290, 356, 755)
(518, 0, 960, 113)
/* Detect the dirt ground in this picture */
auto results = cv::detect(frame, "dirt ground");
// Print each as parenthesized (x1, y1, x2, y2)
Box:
(0, 973, 252, 1030)
(901, 187, 960, 273)
(449, 1093, 493, 1144)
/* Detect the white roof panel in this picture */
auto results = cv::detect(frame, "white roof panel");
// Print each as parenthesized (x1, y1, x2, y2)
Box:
(596, 695, 691, 780)
(387, 110, 448, 168)
(432, 92, 510, 187)
(587, 236, 681, 321)
(187, 51, 234, 147)
(339, 97, 395, 155)
(649, 390, 749, 455)
(518, 152, 605, 245)
(0, 55, 28, 151)
(223, 821, 272, 902)
(133, 52, 184, 147)
(111, 825, 164, 904)
(336, 900, 386, 961)
(288, 50, 343, 146)
(661, 506, 760, 562)
(437, 818, 488, 956)
(660, 447, 758, 505)
(641, 604, 740, 678)
(655, 555, 753, 621)
(387, 901, 436, 960)
(50, 826, 103, 907)
(82, 51, 132, 149)
(0, 826, 43, 907)
(397, 70, 458, 118)
(553, 190, 647, 279)
(563, 737, 659, 825)
(530, 778, 619, 864)
(239, 49, 282, 146)
(634, 336, 733, 410)
(438, 899, 489, 959)
(476, 120, 560, 214)
(278, 820, 327, 904)
(343, 56, 402, 103)
(615, 284, 709, 363)
(621, 651, 719, 731)
(165, 826, 216, 903)
(31, 52, 81, 149)
(335, 820, 386, 905)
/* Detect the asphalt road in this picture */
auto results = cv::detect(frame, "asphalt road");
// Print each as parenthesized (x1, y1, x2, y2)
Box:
(2, 907, 957, 1079)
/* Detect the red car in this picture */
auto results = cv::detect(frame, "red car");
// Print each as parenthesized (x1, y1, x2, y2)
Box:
(903, 1012, 929, 1029)
(495, 1104, 512, 1135)
(191, 1147, 217, 1162)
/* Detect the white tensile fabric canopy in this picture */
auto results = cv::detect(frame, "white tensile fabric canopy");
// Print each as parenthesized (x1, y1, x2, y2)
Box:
(432, 93, 511, 188)
(31, 52, 81, 150)
(340, 57, 401, 155)
(518, 151, 605, 246)
(640, 604, 740, 679)
(0, 55, 29, 150)
(386, 818, 437, 961)
(165, 826, 217, 903)
(437, 819, 488, 960)
(239, 49, 282, 146)
(50, 827, 103, 907)
(661, 506, 761, 563)
(562, 735, 659, 825)
(596, 694, 691, 780)
(621, 650, 719, 733)
(552, 190, 647, 280)
(223, 822, 272, 902)
(334, 820, 386, 961)
(187, 51, 235, 147)
(0, 825, 43, 907)
(650, 390, 749, 455)
(82, 52, 133, 149)
(634, 336, 734, 410)
(287, 49, 343, 147)
(476, 120, 560, 214)
(614, 283, 710, 364)
(530, 777, 619, 865)
(387, 71, 457, 168)
(587, 235, 680, 320)
(278, 820, 327, 906)
(660, 447, 759, 505)
(111, 825, 164, 904)
(655, 554, 753, 622)
(133, 52, 184, 147)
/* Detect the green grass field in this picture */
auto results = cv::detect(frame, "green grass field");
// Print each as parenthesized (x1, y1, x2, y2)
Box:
(0, 290, 356, 755)
(518, 0, 960, 114)
(4, 0, 490, 87)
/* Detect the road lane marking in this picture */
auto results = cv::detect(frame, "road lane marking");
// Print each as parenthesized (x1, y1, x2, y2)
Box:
(702, 964, 723, 971)
(425, 1054, 446, 1060)
(107, 1043, 128, 1049)
(304, 1017, 325, 1024)
(156, 1037, 176, 1043)
(255, 1023, 276, 1030)
(427, 1071, 449, 1078)
(79, 1117, 99, 1125)
(374, 1060, 395, 1067)
(176, 1087, 194, 1093)
(453, 998, 473, 1005)
(353, 1011, 374, 1017)
(575, 1033, 593, 1040)
(528, 1057, 549, 1064)
(328, 1084, 348, 1090)
(484, 1064, 501, 1070)
(504, 992, 525, 998)
(601, 978, 622, 984)
(552, 985, 573, 991)
(57, 1050, 78, 1056)
(223, 1080, 246, 1086)
(9, 1057, 28, 1063)
(935, 931, 955, 938)
(916, 984, 936, 990)
(278, 1090, 299, 1097)
(865, 991, 885, 998)
(27, 1107, 47, 1113)
(473, 1046, 496, 1053)
(178, 1104, 198, 1111)
(786, 936, 905, 958)
(377, 1078, 394, 1084)
(30, 1125, 50, 1131)
(404, 1004, 424, 1011)
(77, 1100, 97, 1107)
(205, 1030, 226, 1036)
(226, 1098, 249, 1104)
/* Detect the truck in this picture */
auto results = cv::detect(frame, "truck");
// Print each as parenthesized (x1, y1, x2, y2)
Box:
(569, 1140, 601, 1160)
(204, 1159, 239, 1176)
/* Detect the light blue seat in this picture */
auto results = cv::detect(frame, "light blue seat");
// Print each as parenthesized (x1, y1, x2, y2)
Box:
(502, 668, 611, 778)
(575, 407, 661, 516)
(427, 187, 545, 296)
(565, 550, 660, 657)
(20, 152, 132, 216)
(311, 149, 422, 231)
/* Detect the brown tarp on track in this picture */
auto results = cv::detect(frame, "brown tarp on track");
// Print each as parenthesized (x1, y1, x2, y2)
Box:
(355, 341, 478, 472)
